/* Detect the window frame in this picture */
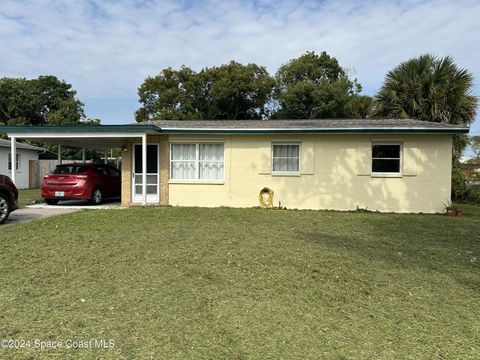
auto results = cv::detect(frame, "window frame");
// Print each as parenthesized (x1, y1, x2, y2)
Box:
(7, 153, 20, 172)
(170, 142, 225, 183)
(94, 165, 108, 176)
(271, 143, 301, 176)
(371, 142, 403, 177)
(107, 165, 121, 178)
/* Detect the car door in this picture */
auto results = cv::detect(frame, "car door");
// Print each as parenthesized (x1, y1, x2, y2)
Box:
(94, 165, 112, 198)
(107, 165, 121, 197)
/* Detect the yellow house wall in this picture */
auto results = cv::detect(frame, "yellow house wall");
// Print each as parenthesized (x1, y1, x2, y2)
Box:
(121, 138, 133, 207)
(167, 134, 453, 213)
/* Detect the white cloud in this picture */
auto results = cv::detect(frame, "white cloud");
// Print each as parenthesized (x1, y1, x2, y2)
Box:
(0, 0, 479, 130)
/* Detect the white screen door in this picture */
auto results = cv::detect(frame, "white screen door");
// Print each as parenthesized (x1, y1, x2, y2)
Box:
(132, 144, 159, 203)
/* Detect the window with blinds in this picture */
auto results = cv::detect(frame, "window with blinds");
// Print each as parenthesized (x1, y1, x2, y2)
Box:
(272, 144, 300, 174)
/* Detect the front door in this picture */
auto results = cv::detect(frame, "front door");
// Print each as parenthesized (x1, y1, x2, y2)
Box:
(132, 144, 159, 203)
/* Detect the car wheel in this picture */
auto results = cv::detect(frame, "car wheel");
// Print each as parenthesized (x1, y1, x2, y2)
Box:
(91, 189, 103, 205)
(0, 194, 11, 224)
(45, 199, 59, 205)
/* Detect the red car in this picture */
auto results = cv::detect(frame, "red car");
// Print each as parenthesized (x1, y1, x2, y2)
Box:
(0, 174, 19, 224)
(41, 163, 121, 205)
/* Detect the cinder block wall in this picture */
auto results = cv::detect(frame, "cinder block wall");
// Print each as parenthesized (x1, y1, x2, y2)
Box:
(122, 133, 453, 213)
(159, 136, 169, 205)
(120, 139, 132, 206)
(168, 134, 453, 213)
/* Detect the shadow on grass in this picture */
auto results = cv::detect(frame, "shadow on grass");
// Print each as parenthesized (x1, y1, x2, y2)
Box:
(298, 212, 479, 293)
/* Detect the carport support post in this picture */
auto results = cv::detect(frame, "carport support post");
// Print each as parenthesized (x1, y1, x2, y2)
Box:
(82, 148, 86, 163)
(10, 136, 16, 185)
(58, 145, 62, 165)
(142, 134, 147, 206)
(104, 150, 108, 164)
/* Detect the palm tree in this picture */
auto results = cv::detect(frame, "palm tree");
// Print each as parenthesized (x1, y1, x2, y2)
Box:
(374, 54, 477, 161)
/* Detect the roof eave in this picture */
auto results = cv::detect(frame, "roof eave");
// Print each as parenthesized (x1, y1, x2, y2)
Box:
(0, 124, 161, 134)
(160, 127, 469, 134)
(0, 124, 468, 135)
(0, 144, 48, 151)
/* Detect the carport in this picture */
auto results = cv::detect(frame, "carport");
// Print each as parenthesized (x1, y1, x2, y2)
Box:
(1, 125, 161, 206)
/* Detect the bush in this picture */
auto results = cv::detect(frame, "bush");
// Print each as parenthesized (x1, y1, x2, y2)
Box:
(452, 165, 480, 204)
(452, 166, 468, 202)
(465, 185, 480, 204)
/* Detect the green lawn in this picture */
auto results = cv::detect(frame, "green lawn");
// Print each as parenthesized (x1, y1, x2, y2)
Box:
(0, 205, 479, 359)
(17, 188, 42, 207)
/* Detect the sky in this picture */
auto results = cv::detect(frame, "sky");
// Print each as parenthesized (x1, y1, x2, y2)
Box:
(0, 0, 479, 138)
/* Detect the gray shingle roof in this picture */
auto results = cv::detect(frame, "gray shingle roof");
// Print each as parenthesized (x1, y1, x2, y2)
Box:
(0, 138, 48, 152)
(146, 118, 468, 133)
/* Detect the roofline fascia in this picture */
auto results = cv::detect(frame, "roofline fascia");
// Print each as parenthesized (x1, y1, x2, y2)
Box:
(159, 127, 469, 134)
(0, 124, 160, 134)
(5, 132, 154, 139)
(0, 143, 48, 151)
(0, 124, 469, 135)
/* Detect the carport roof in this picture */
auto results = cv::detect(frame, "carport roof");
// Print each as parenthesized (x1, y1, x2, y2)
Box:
(0, 124, 160, 134)
(0, 124, 161, 150)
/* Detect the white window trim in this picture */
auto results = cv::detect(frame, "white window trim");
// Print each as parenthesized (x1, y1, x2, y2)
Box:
(168, 180, 225, 185)
(170, 142, 225, 182)
(7, 153, 21, 172)
(371, 142, 403, 178)
(271, 143, 301, 176)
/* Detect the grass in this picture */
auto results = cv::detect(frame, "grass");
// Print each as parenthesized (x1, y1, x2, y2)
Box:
(17, 188, 42, 207)
(0, 205, 479, 359)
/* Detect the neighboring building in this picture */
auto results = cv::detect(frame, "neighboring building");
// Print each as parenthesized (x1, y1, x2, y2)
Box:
(0, 119, 469, 212)
(0, 139, 49, 189)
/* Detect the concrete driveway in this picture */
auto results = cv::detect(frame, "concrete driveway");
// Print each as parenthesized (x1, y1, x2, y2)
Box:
(6, 207, 80, 224)
(5, 199, 122, 225)
(27, 199, 121, 210)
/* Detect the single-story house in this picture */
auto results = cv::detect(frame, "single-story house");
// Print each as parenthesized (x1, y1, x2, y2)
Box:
(0, 138, 50, 189)
(0, 118, 469, 212)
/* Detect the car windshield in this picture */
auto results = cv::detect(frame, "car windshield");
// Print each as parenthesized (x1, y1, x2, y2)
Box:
(53, 165, 88, 174)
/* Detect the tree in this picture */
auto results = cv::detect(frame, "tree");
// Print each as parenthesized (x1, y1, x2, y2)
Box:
(135, 66, 200, 121)
(273, 51, 370, 119)
(345, 95, 374, 119)
(135, 61, 275, 122)
(374, 54, 478, 161)
(0, 75, 103, 160)
(470, 136, 480, 158)
(0, 75, 86, 126)
(199, 61, 275, 119)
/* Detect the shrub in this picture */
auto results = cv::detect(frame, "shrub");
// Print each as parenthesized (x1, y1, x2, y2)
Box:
(452, 165, 468, 202)
(452, 165, 480, 204)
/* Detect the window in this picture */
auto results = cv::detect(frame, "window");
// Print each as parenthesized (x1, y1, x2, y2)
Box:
(107, 166, 120, 177)
(53, 165, 88, 174)
(171, 143, 224, 181)
(7, 154, 20, 171)
(372, 143, 402, 174)
(272, 144, 300, 174)
(94, 166, 108, 176)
